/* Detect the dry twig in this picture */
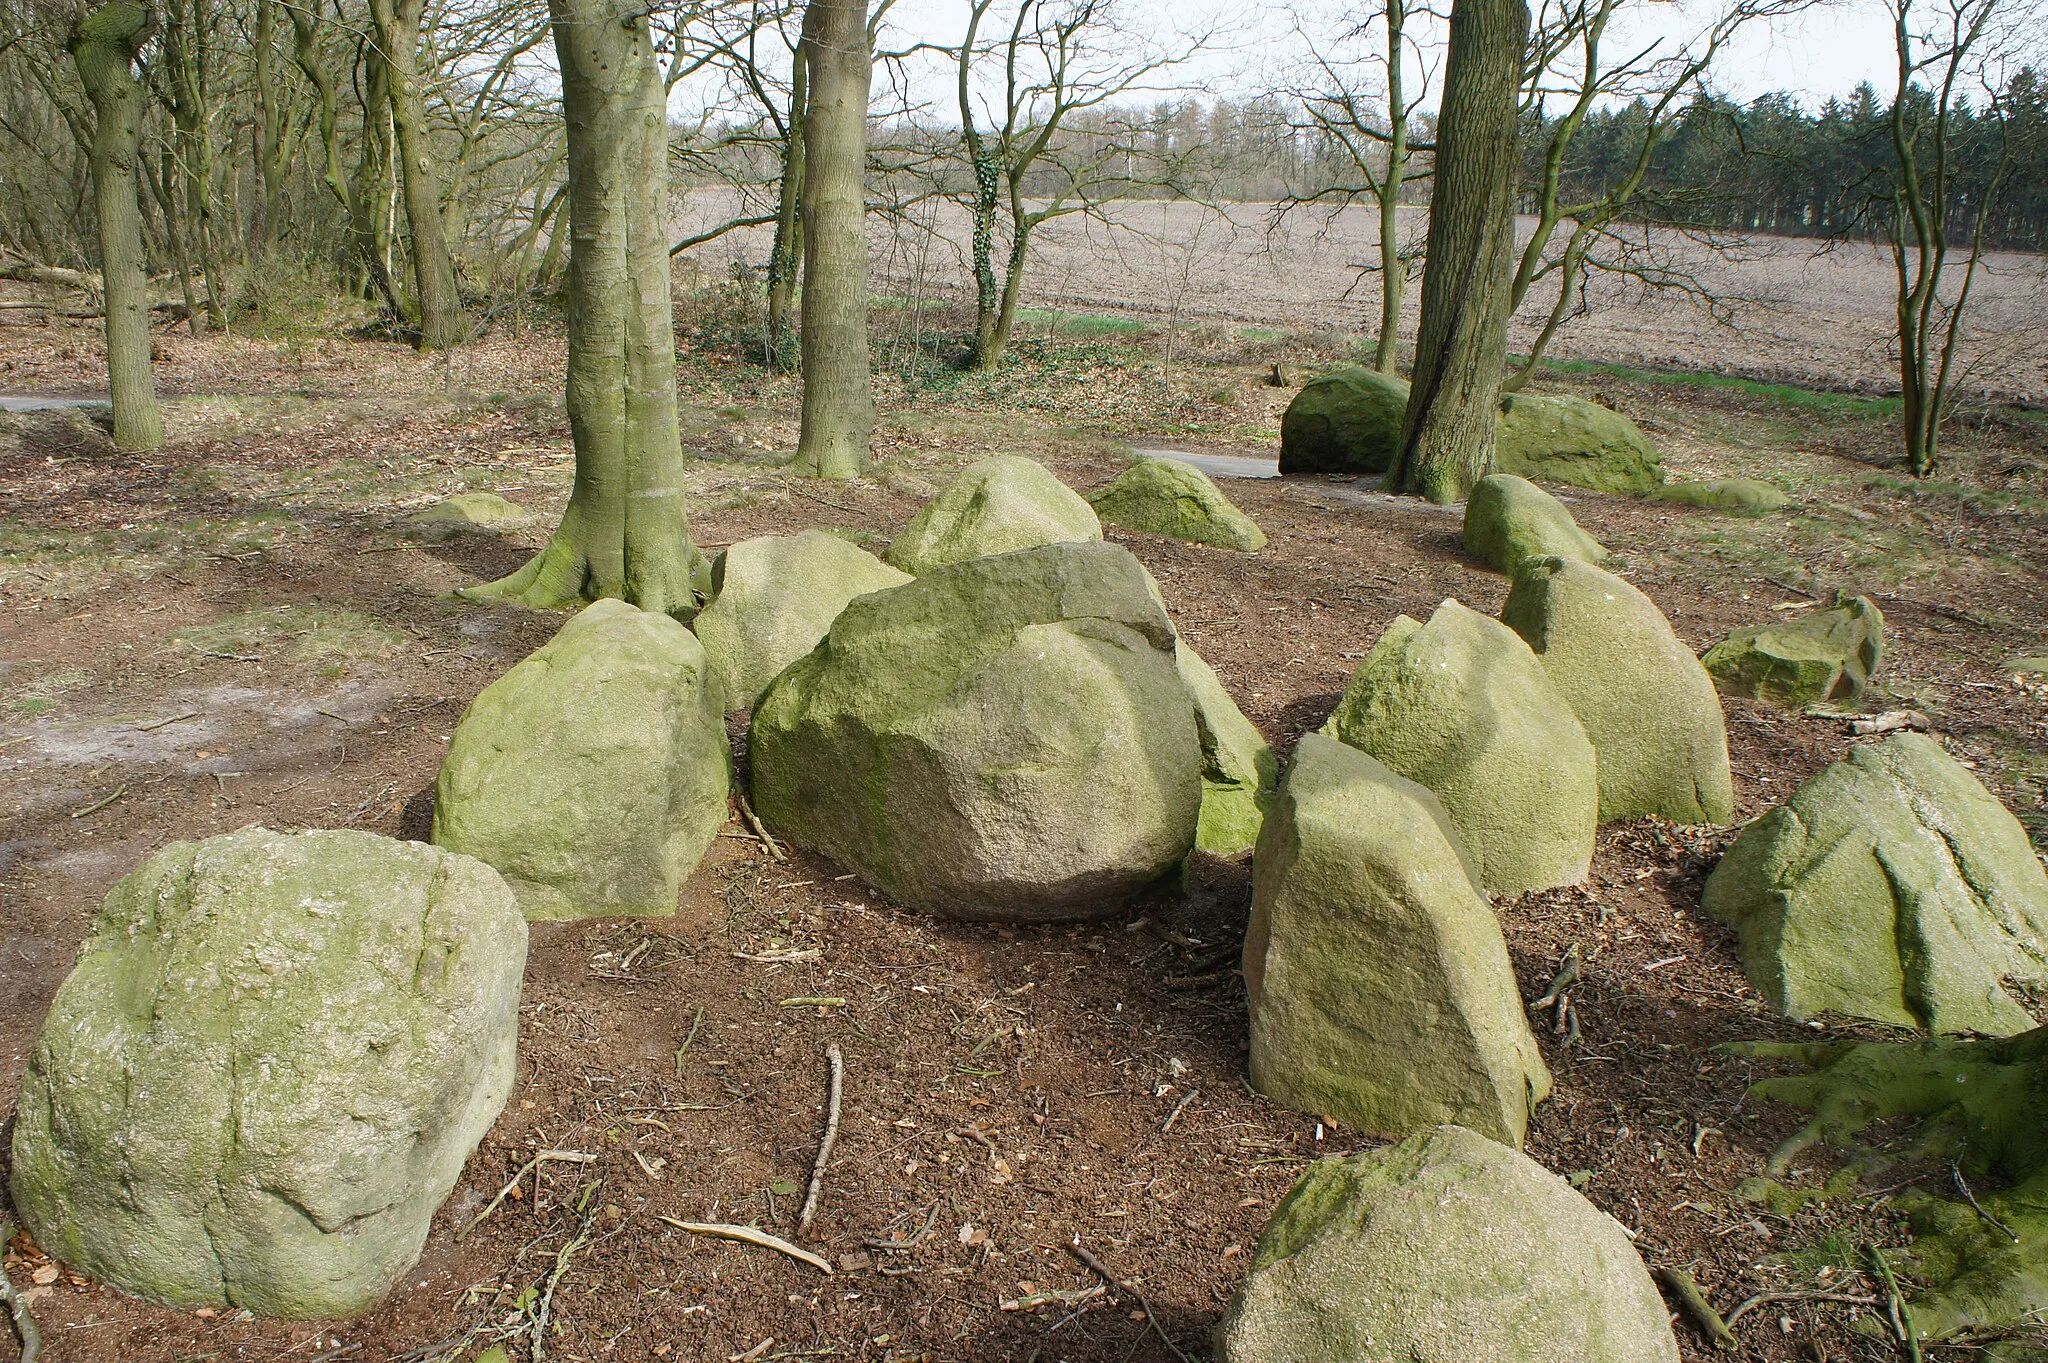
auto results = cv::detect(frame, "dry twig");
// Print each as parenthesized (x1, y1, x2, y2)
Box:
(733, 790, 787, 861)
(659, 1219, 833, 1274)
(796, 1044, 845, 1239)
(461, 1150, 598, 1239)
(1654, 1266, 1737, 1350)
(1065, 1238, 1194, 1363)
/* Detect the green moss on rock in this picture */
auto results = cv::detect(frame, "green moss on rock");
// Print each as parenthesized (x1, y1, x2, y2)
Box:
(882, 455, 1101, 574)
(1176, 642, 1277, 854)
(1702, 595, 1884, 707)
(1496, 394, 1664, 494)
(1278, 367, 1410, 475)
(1087, 457, 1267, 551)
(1462, 473, 1608, 574)
(1652, 477, 1790, 514)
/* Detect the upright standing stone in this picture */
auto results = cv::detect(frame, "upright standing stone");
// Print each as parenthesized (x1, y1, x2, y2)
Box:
(1177, 642, 1277, 855)
(1462, 472, 1608, 573)
(11, 829, 526, 1319)
(1324, 601, 1597, 892)
(434, 598, 730, 919)
(1087, 457, 1268, 551)
(882, 455, 1101, 574)
(1245, 735, 1550, 1147)
(1503, 556, 1734, 824)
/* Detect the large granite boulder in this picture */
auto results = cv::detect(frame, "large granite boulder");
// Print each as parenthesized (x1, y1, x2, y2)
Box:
(1653, 477, 1791, 514)
(1087, 457, 1267, 551)
(1702, 594, 1884, 707)
(11, 829, 526, 1319)
(1704, 733, 2048, 1034)
(433, 599, 730, 919)
(1216, 1125, 1680, 1363)
(1496, 394, 1665, 494)
(693, 530, 912, 709)
(1245, 735, 1550, 1146)
(1503, 556, 1734, 824)
(1178, 642, 1277, 855)
(1323, 600, 1597, 893)
(1278, 367, 1409, 475)
(882, 455, 1100, 574)
(1462, 473, 1609, 574)
(751, 541, 1202, 921)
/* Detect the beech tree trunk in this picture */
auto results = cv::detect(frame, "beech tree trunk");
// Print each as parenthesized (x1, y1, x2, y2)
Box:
(791, 0, 874, 479)
(464, 0, 700, 617)
(369, 0, 464, 350)
(763, 41, 807, 371)
(68, 1, 163, 452)
(1385, 0, 1528, 503)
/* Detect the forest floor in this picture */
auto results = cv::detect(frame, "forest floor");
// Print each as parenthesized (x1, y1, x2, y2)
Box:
(0, 299, 2045, 1363)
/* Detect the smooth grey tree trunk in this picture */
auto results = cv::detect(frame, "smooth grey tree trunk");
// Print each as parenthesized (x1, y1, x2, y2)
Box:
(369, 0, 465, 350)
(1386, 0, 1529, 503)
(69, 1, 163, 452)
(464, 0, 700, 617)
(791, 0, 874, 479)
(764, 41, 807, 370)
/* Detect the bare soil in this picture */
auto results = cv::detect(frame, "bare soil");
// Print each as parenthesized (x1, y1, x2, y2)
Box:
(0, 305, 2045, 1363)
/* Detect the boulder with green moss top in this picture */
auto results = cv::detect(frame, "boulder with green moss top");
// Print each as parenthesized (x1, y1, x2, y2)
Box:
(400, 492, 527, 538)
(1704, 732, 2048, 1034)
(1245, 735, 1551, 1146)
(1323, 600, 1596, 893)
(1702, 595, 1884, 706)
(882, 455, 1100, 574)
(1177, 643, 1276, 854)
(1462, 473, 1609, 573)
(9, 828, 526, 1319)
(1736, 1026, 2048, 1344)
(433, 599, 729, 919)
(1087, 457, 1267, 551)
(751, 541, 1201, 922)
(1278, 367, 1410, 475)
(1653, 477, 1791, 514)
(1503, 556, 1733, 824)
(1496, 394, 1664, 494)
(693, 530, 912, 710)
(2003, 655, 2048, 678)
(1215, 1124, 1679, 1363)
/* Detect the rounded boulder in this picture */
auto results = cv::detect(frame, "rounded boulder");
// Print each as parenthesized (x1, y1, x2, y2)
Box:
(882, 455, 1101, 574)
(1278, 367, 1410, 475)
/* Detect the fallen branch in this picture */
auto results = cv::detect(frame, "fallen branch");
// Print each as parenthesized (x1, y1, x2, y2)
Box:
(70, 785, 126, 819)
(1065, 1238, 1194, 1363)
(0, 1254, 40, 1363)
(1723, 1289, 1878, 1328)
(1654, 1266, 1736, 1350)
(733, 790, 786, 862)
(1161, 1089, 1200, 1133)
(674, 1007, 705, 1074)
(1949, 1163, 2023, 1243)
(460, 1150, 598, 1239)
(1865, 1246, 1923, 1363)
(1529, 944, 1581, 1011)
(796, 1043, 845, 1239)
(135, 711, 201, 732)
(530, 1187, 598, 1363)
(658, 1218, 833, 1274)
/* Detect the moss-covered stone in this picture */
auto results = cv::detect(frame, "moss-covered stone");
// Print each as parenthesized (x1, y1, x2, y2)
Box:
(1496, 394, 1665, 494)
(1177, 642, 1277, 854)
(693, 530, 911, 710)
(1653, 477, 1791, 514)
(1277, 367, 1410, 475)
(1323, 600, 1597, 893)
(1503, 556, 1733, 824)
(1245, 735, 1550, 1146)
(1215, 1125, 1679, 1363)
(1087, 457, 1267, 551)
(1702, 595, 1884, 707)
(433, 599, 729, 919)
(399, 492, 527, 537)
(751, 541, 1201, 922)
(2002, 655, 2048, 678)
(1704, 733, 2048, 1034)
(9, 828, 526, 1319)
(882, 455, 1100, 574)
(1462, 473, 1608, 573)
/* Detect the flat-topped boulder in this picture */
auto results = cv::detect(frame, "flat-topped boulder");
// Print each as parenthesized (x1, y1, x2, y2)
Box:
(882, 455, 1100, 574)
(1216, 1125, 1680, 1363)
(1278, 367, 1409, 475)
(10, 828, 526, 1319)
(1087, 457, 1267, 551)
(1462, 473, 1608, 574)
(1245, 735, 1550, 1146)
(1702, 594, 1884, 707)
(1503, 556, 1734, 824)
(399, 492, 526, 539)
(1705, 732, 2048, 1034)
(1654, 477, 1791, 514)
(693, 530, 912, 709)
(1496, 394, 1664, 494)
(1324, 600, 1596, 893)
(433, 599, 729, 919)
(751, 541, 1202, 921)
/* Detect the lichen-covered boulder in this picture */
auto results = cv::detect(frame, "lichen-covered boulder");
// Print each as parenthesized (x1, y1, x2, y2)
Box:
(1216, 1125, 1680, 1363)
(433, 599, 729, 919)
(1087, 457, 1267, 551)
(1323, 601, 1596, 893)
(1245, 735, 1550, 1146)
(1503, 556, 1733, 824)
(1496, 394, 1665, 494)
(751, 541, 1201, 922)
(1278, 367, 1410, 475)
(399, 492, 527, 538)
(1702, 595, 1884, 707)
(1704, 732, 2048, 1034)
(882, 455, 1100, 574)
(10, 828, 526, 1319)
(1462, 473, 1608, 574)
(1653, 477, 1791, 514)
(1177, 642, 1277, 855)
(693, 530, 912, 709)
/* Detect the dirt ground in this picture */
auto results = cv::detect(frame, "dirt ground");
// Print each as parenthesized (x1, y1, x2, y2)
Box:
(1, 303, 2046, 1363)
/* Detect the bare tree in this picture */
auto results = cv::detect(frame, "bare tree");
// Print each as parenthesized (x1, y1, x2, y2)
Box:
(368, 0, 466, 348)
